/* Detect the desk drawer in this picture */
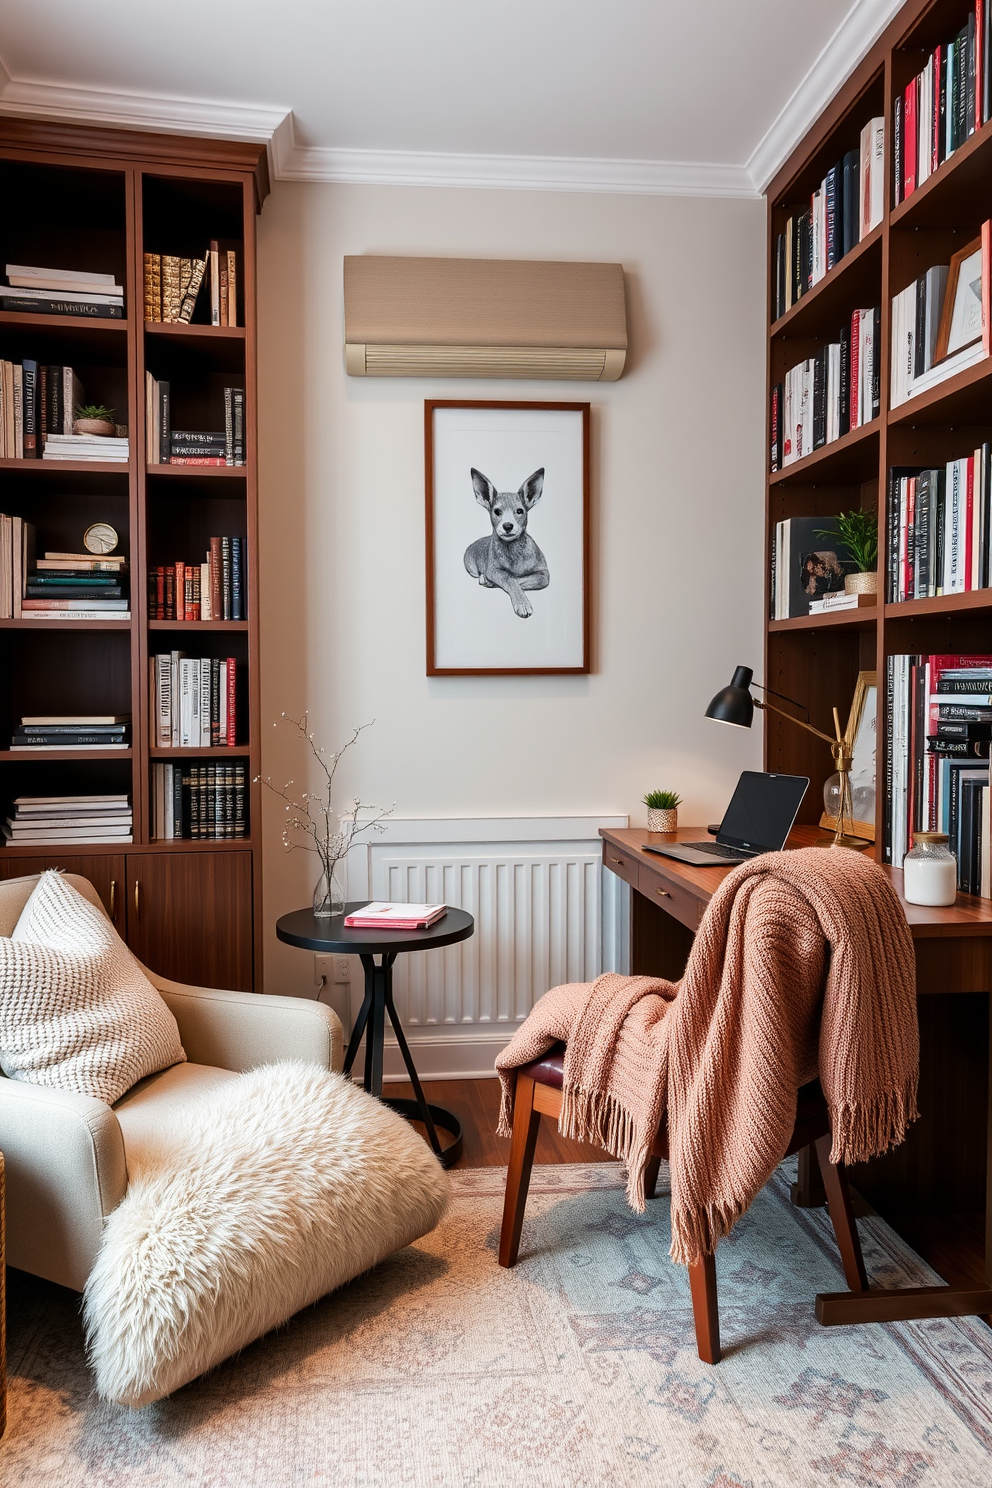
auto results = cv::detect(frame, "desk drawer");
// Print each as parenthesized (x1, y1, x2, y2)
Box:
(602, 841, 640, 890)
(637, 863, 702, 932)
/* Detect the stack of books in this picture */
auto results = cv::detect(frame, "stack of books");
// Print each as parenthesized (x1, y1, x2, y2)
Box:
(22, 549, 129, 618)
(0, 264, 124, 320)
(151, 761, 247, 840)
(343, 902, 448, 930)
(2, 794, 133, 846)
(143, 242, 237, 326)
(0, 522, 130, 620)
(890, 223, 990, 407)
(151, 652, 239, 746)
(148, 538, 245, 620)
(43, 433, 128, 463)
(771, 515, 857, 619)
(0, 361, 84, 457)
(145, 377, 245, 465)
(894, 6, 991, 205)
(772, 307, 880, 470)
(772, 118, 884, 320)
(887, 447, 992, 601)
(9, 714, 129, 750)
(885, 654, 992, 889)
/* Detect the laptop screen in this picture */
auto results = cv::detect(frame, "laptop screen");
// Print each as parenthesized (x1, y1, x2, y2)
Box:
(718, 771, 809, 853)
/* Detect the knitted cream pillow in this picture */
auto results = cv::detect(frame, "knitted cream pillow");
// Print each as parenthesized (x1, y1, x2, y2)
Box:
(0, 870, 185, 1103)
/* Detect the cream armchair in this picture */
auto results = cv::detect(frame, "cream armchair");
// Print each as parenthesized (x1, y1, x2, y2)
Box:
(0, 873, 344, 1291)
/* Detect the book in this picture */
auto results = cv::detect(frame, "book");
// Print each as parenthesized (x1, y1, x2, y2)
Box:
(0, 294, 123, 319)
(343, 902, 447, 929)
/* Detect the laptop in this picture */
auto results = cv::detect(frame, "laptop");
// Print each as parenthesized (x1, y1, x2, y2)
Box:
(642, 770, 809, 867)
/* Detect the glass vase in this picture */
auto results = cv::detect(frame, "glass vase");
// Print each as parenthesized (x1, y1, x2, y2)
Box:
(313, 859, 346, 918)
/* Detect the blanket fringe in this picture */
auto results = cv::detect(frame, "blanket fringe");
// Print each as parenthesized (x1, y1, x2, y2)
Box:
(670, 1193, 750, 1268)
(559, 1084, 652, 1212)
(829, 1074, 920, 1167)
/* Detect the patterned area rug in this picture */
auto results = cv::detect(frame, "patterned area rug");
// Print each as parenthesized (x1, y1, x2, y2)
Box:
(3, 1159, 992, 1487)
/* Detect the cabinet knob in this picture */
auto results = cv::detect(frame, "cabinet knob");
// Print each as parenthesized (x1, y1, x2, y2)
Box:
(109, 880, 117, 919)
(133, 880, 141, 919)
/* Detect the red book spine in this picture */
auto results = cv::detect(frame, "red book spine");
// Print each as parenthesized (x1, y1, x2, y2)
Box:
(175, 561, 185, 622)
(849, 311, 861, 430)
(226, 658, 236, 745)
(903, 476, 915, 602)
(164, 565, 175, 620)
(904, 80, 917, 197)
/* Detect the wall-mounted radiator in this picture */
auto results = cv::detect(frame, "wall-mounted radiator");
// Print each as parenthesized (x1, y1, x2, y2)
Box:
(343, 816, 629, 1079)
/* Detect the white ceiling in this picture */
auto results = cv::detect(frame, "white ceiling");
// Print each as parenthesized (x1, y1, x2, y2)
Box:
(0, 0, 903, 196)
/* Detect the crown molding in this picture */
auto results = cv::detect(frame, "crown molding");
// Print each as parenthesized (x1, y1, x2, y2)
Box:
(747, 0, 905, 192)
(0, 72, 286, 144)
(269, 116, 757, 198)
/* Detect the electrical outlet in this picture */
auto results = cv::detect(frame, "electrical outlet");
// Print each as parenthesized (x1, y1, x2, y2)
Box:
(314, 955, 331, 987)
(334, 955, 351, 983)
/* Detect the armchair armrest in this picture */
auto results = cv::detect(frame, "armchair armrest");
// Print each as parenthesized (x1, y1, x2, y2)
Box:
(0, 1077, 127, 1290)
(149, 978, 344, 1074)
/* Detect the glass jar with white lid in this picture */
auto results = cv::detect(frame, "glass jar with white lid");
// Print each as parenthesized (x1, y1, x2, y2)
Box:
(902, 832, 957, 907)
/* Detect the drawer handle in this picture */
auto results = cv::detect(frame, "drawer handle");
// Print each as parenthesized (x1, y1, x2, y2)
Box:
(656, 888, 671, 898)
(109, 879, 117, 919)
(133, 880, 141, 919)
(610, 856, 625, 865)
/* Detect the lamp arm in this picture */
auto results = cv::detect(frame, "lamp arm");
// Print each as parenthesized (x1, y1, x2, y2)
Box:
(753, 696, 840, 748)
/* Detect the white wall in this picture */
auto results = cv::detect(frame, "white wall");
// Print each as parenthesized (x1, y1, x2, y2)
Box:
(255, 181, 766, 996)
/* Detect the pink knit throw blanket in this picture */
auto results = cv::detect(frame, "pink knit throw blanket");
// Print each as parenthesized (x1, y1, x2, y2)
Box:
(495, 847, 919, 1265)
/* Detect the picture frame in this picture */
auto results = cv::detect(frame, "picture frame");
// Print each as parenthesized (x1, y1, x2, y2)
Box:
(934, 235, 983, 363)
(425, 400, 590, 676)
(819, 670, 878, 840)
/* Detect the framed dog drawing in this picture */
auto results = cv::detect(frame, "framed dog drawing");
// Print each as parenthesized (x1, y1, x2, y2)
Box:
(426, 401, 590, 675)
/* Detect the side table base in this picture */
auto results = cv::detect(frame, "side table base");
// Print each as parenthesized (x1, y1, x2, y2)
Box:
(383, 1098, 463, 1169)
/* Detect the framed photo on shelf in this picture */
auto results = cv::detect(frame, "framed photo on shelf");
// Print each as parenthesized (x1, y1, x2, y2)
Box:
(425, 401, 590, 675)
(934, 235, 983, 363)
(820, 670, 877, 840)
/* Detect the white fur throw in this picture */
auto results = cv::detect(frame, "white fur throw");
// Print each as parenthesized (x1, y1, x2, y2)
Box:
(84, 1060, 451, 1406)
(0, 870, 184, 1103)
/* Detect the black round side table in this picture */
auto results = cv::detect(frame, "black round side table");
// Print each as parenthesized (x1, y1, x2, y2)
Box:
(275, 903, 475, 1169)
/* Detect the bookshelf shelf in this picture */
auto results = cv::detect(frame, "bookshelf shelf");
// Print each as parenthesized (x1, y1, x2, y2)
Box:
(887, 355, 992, 426)
(890, 116, 992, 230)
(148, 619, 248, 631)
(149, 746, 250, 758)
(768, 608, 878, 633)
(885, 590, 992, 619)
(0, 748, 133, 762)
(146, 464, 246, 480)
(0, 620, 132, 631)
(770, 224, 883, 339)
(769, 419, 880, 487)
(0, 117, 267, 991)
(0, 458, 131, 475)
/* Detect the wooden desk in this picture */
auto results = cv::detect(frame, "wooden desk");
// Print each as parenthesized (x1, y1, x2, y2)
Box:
(600, 823, 992, 1326)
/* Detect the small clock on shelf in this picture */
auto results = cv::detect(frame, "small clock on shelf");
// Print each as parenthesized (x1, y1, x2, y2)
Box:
(83, 522, 119, 555)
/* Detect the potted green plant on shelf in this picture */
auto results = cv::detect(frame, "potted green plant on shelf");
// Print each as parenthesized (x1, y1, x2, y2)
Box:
(643, 789, 682, 833)
(73, 404, 116, 437)
(818, 509, 878, 596)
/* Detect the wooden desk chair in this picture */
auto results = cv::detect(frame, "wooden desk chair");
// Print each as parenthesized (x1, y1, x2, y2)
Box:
(498, 1046, 868, 1363)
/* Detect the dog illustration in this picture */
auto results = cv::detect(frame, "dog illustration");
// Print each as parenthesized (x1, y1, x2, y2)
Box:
(463, 467, 549, 618)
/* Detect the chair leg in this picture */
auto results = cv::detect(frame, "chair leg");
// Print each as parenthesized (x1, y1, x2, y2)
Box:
(644, 1153, 662, 1200)
(498, 1073, 542, 1268)
(688, 1252, 721, 1364)
(815, 1133, 869, 1292)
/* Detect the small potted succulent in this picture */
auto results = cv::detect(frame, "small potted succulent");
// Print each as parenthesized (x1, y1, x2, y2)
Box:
(818, 509, 878, 596)
(643, 788, 682, 833)
(73, 404, 117, 437)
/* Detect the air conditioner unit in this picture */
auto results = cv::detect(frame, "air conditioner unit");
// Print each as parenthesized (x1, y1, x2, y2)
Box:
(344, 256, 627, 381)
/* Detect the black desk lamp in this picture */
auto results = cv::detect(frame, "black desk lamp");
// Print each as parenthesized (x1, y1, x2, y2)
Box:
(705, 665, 867, 850)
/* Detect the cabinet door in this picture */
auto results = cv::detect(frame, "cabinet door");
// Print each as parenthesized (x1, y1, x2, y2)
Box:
(0, 854, 127, 934)
(125, 851, 253, 991)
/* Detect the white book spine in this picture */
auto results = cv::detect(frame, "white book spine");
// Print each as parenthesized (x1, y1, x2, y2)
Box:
(200, 658, 211, 746)
(200, 561, 211, 620)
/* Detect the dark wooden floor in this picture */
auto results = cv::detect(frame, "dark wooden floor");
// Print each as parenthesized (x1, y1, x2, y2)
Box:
(393, 1076, 987, 1292)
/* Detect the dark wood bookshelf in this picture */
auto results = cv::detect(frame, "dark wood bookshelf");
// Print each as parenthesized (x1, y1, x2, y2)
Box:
(0, 118, 267, 990)
(764, 0, 992, 1277)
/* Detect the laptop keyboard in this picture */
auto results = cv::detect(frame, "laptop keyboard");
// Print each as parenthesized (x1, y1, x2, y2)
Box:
(685, 841, 753, 861)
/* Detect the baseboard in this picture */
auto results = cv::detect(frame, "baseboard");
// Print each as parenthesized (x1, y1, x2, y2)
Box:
(371, 1032, 509, 1082)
